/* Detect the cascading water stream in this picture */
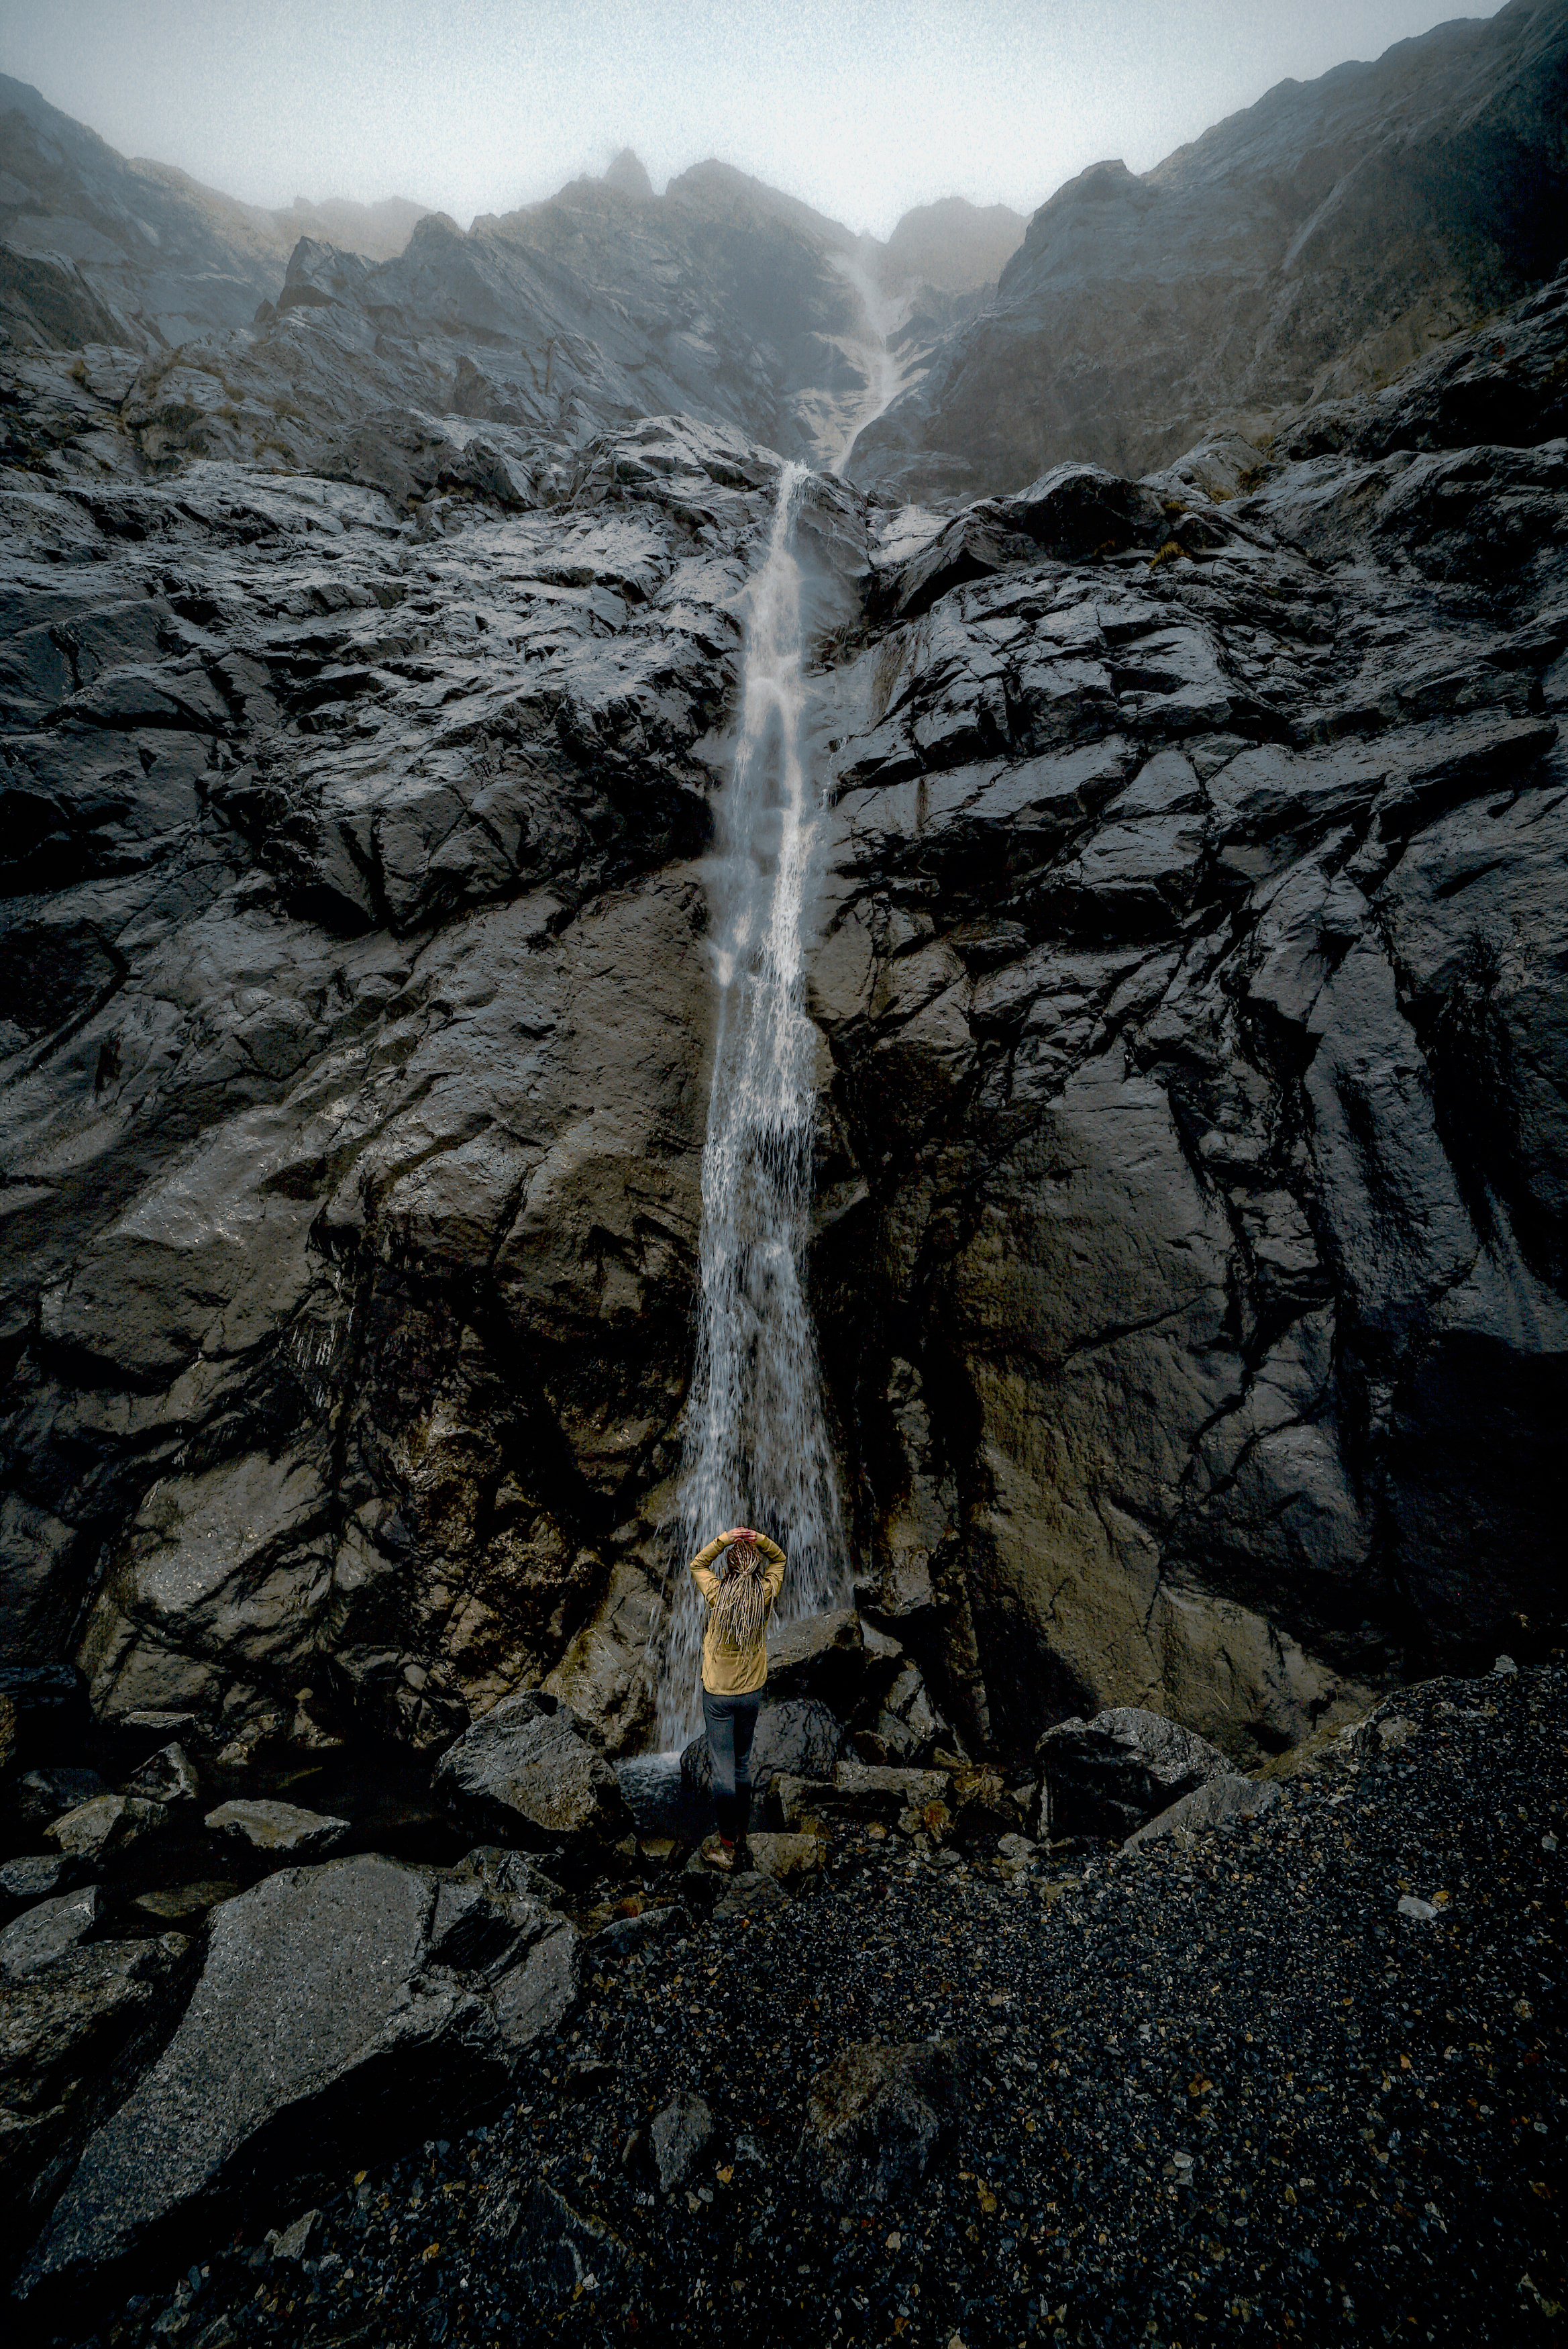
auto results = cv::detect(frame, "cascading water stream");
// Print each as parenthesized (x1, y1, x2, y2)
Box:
(831, 246, 907, 481)
(651, 460, 849, 1746)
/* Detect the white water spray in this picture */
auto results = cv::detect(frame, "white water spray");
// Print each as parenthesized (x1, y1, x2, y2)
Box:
(652, 460, 849, 1745)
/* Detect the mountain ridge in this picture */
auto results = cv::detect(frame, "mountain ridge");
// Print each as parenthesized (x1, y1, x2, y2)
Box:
(853, 0, 1568, 496)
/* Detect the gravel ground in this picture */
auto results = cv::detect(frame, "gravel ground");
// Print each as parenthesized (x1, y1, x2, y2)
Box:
(44, 1664, 1566, 2348)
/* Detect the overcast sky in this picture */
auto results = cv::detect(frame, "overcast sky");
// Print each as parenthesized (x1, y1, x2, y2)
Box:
(0, 0, 1506, 238)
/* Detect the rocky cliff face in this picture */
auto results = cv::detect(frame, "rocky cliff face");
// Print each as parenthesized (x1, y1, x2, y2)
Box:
(2, 39, 1567, 1797)
(808, 282, 1568, 1755)
(3, 254, 1565, 1777)
(852, 0, 1568, 499)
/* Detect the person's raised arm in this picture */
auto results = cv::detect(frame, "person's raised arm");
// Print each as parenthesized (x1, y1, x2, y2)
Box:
(755, 1532, 786, 1600)
(688, 1533, 727, 1601)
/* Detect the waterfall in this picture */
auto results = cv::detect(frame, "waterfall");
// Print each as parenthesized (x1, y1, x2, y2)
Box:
(831, 245, 906, 481)
(652, 460, 849, 1746)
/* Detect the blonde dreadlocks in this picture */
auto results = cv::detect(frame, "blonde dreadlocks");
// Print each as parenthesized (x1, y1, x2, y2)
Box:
(708, 1535, 773, 1652)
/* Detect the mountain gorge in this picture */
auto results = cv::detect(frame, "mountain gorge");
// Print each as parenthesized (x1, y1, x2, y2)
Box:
(1, 4, 1567, 2337)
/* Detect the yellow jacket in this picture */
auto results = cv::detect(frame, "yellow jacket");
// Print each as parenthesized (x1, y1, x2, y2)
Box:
(689, 1533, 786, 1695)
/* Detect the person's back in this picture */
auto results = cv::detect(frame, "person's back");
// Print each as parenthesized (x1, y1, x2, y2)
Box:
(689, 1526, 786, 1866)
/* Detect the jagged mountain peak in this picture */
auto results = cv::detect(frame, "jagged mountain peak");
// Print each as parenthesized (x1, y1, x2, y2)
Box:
(603, 146, 655, 201)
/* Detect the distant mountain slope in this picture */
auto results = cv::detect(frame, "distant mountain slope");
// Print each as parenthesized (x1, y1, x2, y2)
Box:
(0, 75, 429, 350)
(267, 194, 430, 264)
(0, 72, 286, 346)
(851, 0, 1568, 498)
(879, 195, 1025, 293)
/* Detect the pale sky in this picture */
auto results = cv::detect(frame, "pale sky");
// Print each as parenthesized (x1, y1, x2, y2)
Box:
(0, 0, 1507, 240)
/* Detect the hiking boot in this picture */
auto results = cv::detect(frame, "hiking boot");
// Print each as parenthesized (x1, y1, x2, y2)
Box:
(702, 1834, 737, 1872)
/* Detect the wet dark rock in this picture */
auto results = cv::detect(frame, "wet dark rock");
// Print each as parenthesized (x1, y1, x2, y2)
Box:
(46, 1793, 168, 1864)
(594, 1901, 686, 1958)
(764, 1607, 867, 1711)
(803, 2038, 973, 2203)
(129, 1881, 239, 1927)
(434, 1692, 634, 1861)
(121, 1741, 199, 1807)
(649, 2088, 715, 2191)
(1122, 1770, 1281, 1849)
(1038, 1707, 1234, 1841)
(613, 1752, 712, 1842)
(0, 1853, 81, 1911)
(511, 2181, 640, 2305)
(777, 1760, 951, 1831)
(1, 6, 1567, 1999)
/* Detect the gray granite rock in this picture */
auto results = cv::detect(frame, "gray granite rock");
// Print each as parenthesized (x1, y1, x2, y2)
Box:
(1123, 1773, 1282, 1850)
(0, 1853, 82, 1909)
(16, 1851, 558, 2303)
(46, 1794, 168, 1862)
(0, 1932, 198, 2244)
(122, 1742, 200, 1807)
(1038, 1710, 1235, 1843)
(803, 2040, 974, 2203)
(0, 1884, 101, 1979)
(435, 1693, 633, 1858)
(649, 2089, 715, 2192)
(203, 1800, 350, 1858)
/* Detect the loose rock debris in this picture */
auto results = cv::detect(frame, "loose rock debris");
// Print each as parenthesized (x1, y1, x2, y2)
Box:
(32, 1663, 1563, 2347)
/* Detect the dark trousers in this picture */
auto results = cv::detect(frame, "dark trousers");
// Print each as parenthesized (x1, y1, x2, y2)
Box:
(702, 1687, 762, 1844)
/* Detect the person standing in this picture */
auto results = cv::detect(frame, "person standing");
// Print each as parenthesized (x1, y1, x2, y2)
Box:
(688, 1525, 786, 1870)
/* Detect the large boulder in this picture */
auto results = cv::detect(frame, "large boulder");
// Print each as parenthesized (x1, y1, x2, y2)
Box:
(1037, 1708, 1234, 1842)
(46, 1793, 168, 1863)
(0, 1933, 198, 2252)
(204, 1799, 350, 1857)
(678, 1697, 843, 1811)
(1123, 1773, 1280, 1850)
(776, 1762, 951, 1832)
(434, 1691, 634, 1864)
(764, 1610, 866, 1714)
(17, 1851, 576, 2308)
(803, 2040, 973, 2203)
